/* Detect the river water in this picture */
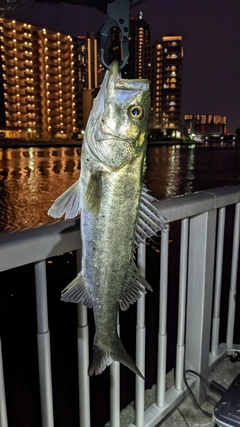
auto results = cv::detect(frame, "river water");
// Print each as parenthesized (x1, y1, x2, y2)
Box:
(0, 143, 240, 232)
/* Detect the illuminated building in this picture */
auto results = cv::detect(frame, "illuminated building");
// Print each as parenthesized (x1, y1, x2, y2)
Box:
(0, 19, 40, 139)
(184, 114, 227, 137)
(160, 35, 183, 134)
(0, 19, 103, 139)
(38, 28, 78, 139)
(142, 42, 161, 129)
(143, 35, 183, 137)
(80, 33, 104, 129)
(109, 11, 150, 78)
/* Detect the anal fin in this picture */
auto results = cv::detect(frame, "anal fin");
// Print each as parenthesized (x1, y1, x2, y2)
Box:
(118, 262, 152, 311)
(61, 273, 92, 308)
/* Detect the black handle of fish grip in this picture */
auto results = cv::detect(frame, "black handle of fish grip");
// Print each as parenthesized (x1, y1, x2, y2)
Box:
(109, 0, 130, 70)
(98, 11, 118, 70)
(98, 29, 129, 70)
(98, 0, 130, 70)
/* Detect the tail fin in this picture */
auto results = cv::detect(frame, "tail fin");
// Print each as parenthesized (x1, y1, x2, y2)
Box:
(88, 335, 144, 379)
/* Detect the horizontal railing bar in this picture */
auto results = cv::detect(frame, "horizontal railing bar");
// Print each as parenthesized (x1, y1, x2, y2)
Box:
(0, 187, 240, 273)
(0, 219, 80, 272)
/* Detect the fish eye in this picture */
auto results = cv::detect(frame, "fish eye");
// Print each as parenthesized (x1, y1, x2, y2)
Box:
(128, 105, 144, 121)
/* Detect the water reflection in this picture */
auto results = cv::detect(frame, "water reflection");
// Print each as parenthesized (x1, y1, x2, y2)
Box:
(0, 147, 81, 231)
(1, 144, 240, 232)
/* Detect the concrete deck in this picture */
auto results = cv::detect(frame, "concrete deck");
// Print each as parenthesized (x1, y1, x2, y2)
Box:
(107, 357, 240, 426)
(162, 357, 240, 427)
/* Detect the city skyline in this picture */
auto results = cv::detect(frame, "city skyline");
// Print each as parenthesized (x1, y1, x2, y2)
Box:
(0, 20, 106, 139)
(0, 15, 185, 139)
(4, 0, 240, 132)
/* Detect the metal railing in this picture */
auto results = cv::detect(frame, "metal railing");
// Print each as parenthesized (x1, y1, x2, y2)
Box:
(0, 185, 240, 427)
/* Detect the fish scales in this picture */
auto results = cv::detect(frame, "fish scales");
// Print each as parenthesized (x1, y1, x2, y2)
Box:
(48, 61, 167, 378)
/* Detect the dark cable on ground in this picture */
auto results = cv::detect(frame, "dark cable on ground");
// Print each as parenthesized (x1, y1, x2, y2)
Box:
(184, 369, 226, 419)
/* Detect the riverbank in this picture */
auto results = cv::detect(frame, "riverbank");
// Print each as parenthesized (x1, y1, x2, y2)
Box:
(0, 137, 203, 148)
(0, 137, 238, 148)
(0, 138, 82, 148)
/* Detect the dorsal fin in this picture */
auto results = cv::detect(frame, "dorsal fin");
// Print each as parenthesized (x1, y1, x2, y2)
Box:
(135, 187, 168, 247)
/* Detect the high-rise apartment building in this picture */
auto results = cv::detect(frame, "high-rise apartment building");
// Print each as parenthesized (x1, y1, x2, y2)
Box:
(38, 27, 77, 139)
(184, 114, 227, 137)
(127, 12, 150, 78)
(143, 35, 183, 136)
(142, 42, 161, 129)
(161, 36, 183, 133)
(0, 19, 103, 139)
(0, 19, 41, 138)
(109, 11, 150, 78)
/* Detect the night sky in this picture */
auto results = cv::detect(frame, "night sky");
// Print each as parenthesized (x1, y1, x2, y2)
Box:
(6, 0, 240, 132)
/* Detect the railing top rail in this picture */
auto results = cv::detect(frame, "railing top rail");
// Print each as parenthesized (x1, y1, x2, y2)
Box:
(155, 185, 240, 222)
(0, 219, 80, 272)
(0, 185, 239, 272)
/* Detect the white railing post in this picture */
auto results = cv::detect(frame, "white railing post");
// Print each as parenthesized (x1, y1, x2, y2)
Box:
(110, 312, 120, 427)
(175, 218, 189, 391)
(157, 229, 169, 408)
(77, 304, 91, 427)
(0, 336, 8, 427)
(211, 207, 225, 356)
(76, 250, 91, 427)
(35, 260, 54, 427)
(135, 242, 146, 427)
(110, 360, 120, 427)
(185, 210, 217, 404)
(226, 202, 240, 348)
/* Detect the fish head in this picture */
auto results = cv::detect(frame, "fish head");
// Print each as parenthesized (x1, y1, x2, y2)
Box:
(84, 61, 150, 171)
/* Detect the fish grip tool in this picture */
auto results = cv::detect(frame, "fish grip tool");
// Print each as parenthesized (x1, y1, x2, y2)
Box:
(98, 0, 130, 70)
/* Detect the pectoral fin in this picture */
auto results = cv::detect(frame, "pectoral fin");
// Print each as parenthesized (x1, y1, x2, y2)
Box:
(48, 180, 81, 219)
(84, 171, 102, 216)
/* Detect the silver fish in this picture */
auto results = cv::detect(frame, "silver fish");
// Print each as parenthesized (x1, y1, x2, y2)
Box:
(48, 61, 167, 378)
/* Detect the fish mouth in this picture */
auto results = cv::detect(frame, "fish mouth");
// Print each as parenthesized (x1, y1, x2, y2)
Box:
(95, 132, 125, 142)
(95, 131, 113, 142)
(95, 127, 131, 143)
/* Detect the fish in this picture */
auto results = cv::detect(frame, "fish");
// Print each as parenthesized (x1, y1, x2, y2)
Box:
(48, 61, 167, 378)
